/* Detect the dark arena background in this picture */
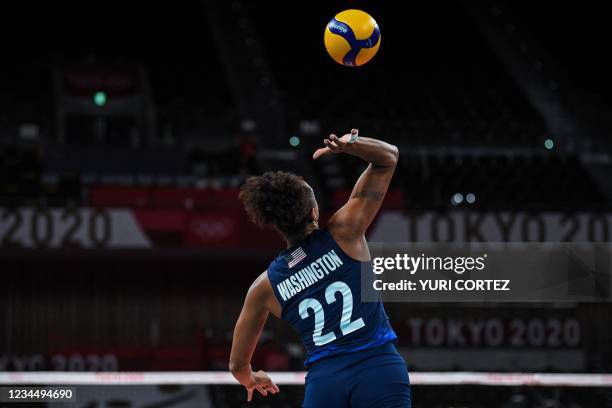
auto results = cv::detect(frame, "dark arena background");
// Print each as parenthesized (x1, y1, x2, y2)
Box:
(1, 1, 612, 407)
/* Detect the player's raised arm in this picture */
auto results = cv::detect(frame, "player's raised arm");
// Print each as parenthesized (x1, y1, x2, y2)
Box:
(313, 129, 398, 255)
(229, 272, 280, 401)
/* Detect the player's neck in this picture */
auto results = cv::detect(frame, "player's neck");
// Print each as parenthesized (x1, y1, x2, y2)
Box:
(286, 224, 318, 248)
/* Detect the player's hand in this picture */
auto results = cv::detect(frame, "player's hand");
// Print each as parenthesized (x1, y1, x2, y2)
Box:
(244, 370, 280, 402)
(313, 128, 358, 160)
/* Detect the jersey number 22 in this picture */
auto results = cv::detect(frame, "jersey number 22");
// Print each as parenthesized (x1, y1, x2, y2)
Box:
(298, 281, 365, 346)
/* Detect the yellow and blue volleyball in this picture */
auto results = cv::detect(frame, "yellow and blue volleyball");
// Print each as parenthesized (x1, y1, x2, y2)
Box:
(324, 9, 381, 67)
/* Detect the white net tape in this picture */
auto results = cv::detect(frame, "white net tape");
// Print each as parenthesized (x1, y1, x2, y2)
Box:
(1, 372, 611, 387)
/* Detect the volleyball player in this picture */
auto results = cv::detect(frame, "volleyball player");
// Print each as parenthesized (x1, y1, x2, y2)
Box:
(229, 129, 410, 407)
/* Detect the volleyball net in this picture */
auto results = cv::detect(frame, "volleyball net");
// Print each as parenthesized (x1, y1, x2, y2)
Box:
(1, 371, 611, 408)
(2, 371, 612, 387)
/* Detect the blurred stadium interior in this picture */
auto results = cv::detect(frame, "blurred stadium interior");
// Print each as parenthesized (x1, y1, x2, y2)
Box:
(1, 0, 612, 407)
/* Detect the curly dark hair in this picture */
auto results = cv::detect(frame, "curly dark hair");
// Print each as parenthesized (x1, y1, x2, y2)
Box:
(239, 171, 315, 236)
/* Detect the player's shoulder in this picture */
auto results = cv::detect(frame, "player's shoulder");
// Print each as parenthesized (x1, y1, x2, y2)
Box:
(250, 270, 271, 293)
(249, 270, 281, 317)
(327, 211, 358, 243)
(326, 222, 370, 262)
(246, 272, 274, 306)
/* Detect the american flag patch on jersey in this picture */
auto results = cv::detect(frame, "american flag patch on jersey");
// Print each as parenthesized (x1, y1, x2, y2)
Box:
(285, 247, 307, 268)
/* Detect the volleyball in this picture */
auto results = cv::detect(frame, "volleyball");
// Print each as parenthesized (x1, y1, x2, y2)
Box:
(324, 9, 381, 67)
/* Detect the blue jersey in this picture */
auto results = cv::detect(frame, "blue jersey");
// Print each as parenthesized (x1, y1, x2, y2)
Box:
(267, 229, 397, 366)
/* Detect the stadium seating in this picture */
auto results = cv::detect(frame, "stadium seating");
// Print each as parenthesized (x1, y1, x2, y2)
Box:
(245, 0, 548, 147)
(1, 140, 607, 211)
(312, 151, 607, 211)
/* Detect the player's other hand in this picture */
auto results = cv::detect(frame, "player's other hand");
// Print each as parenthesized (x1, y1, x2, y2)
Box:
(313, 128, 357, 160)
(244, 370, 280, 402)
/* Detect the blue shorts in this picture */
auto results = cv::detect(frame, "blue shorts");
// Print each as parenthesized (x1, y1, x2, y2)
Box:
(303, 342, 411, 408)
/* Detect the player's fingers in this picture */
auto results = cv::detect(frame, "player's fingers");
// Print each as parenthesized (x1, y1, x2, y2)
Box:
(326, 134, 342, 150)
(324, 139, 341, 151)
(261, 377, 279, 393)
(351, 128, 359, 135)
(257, 385, 268, 397)
(269, 381, 280, 393)
(313, 147, 331, 159)
(329, 134, 346, 148)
